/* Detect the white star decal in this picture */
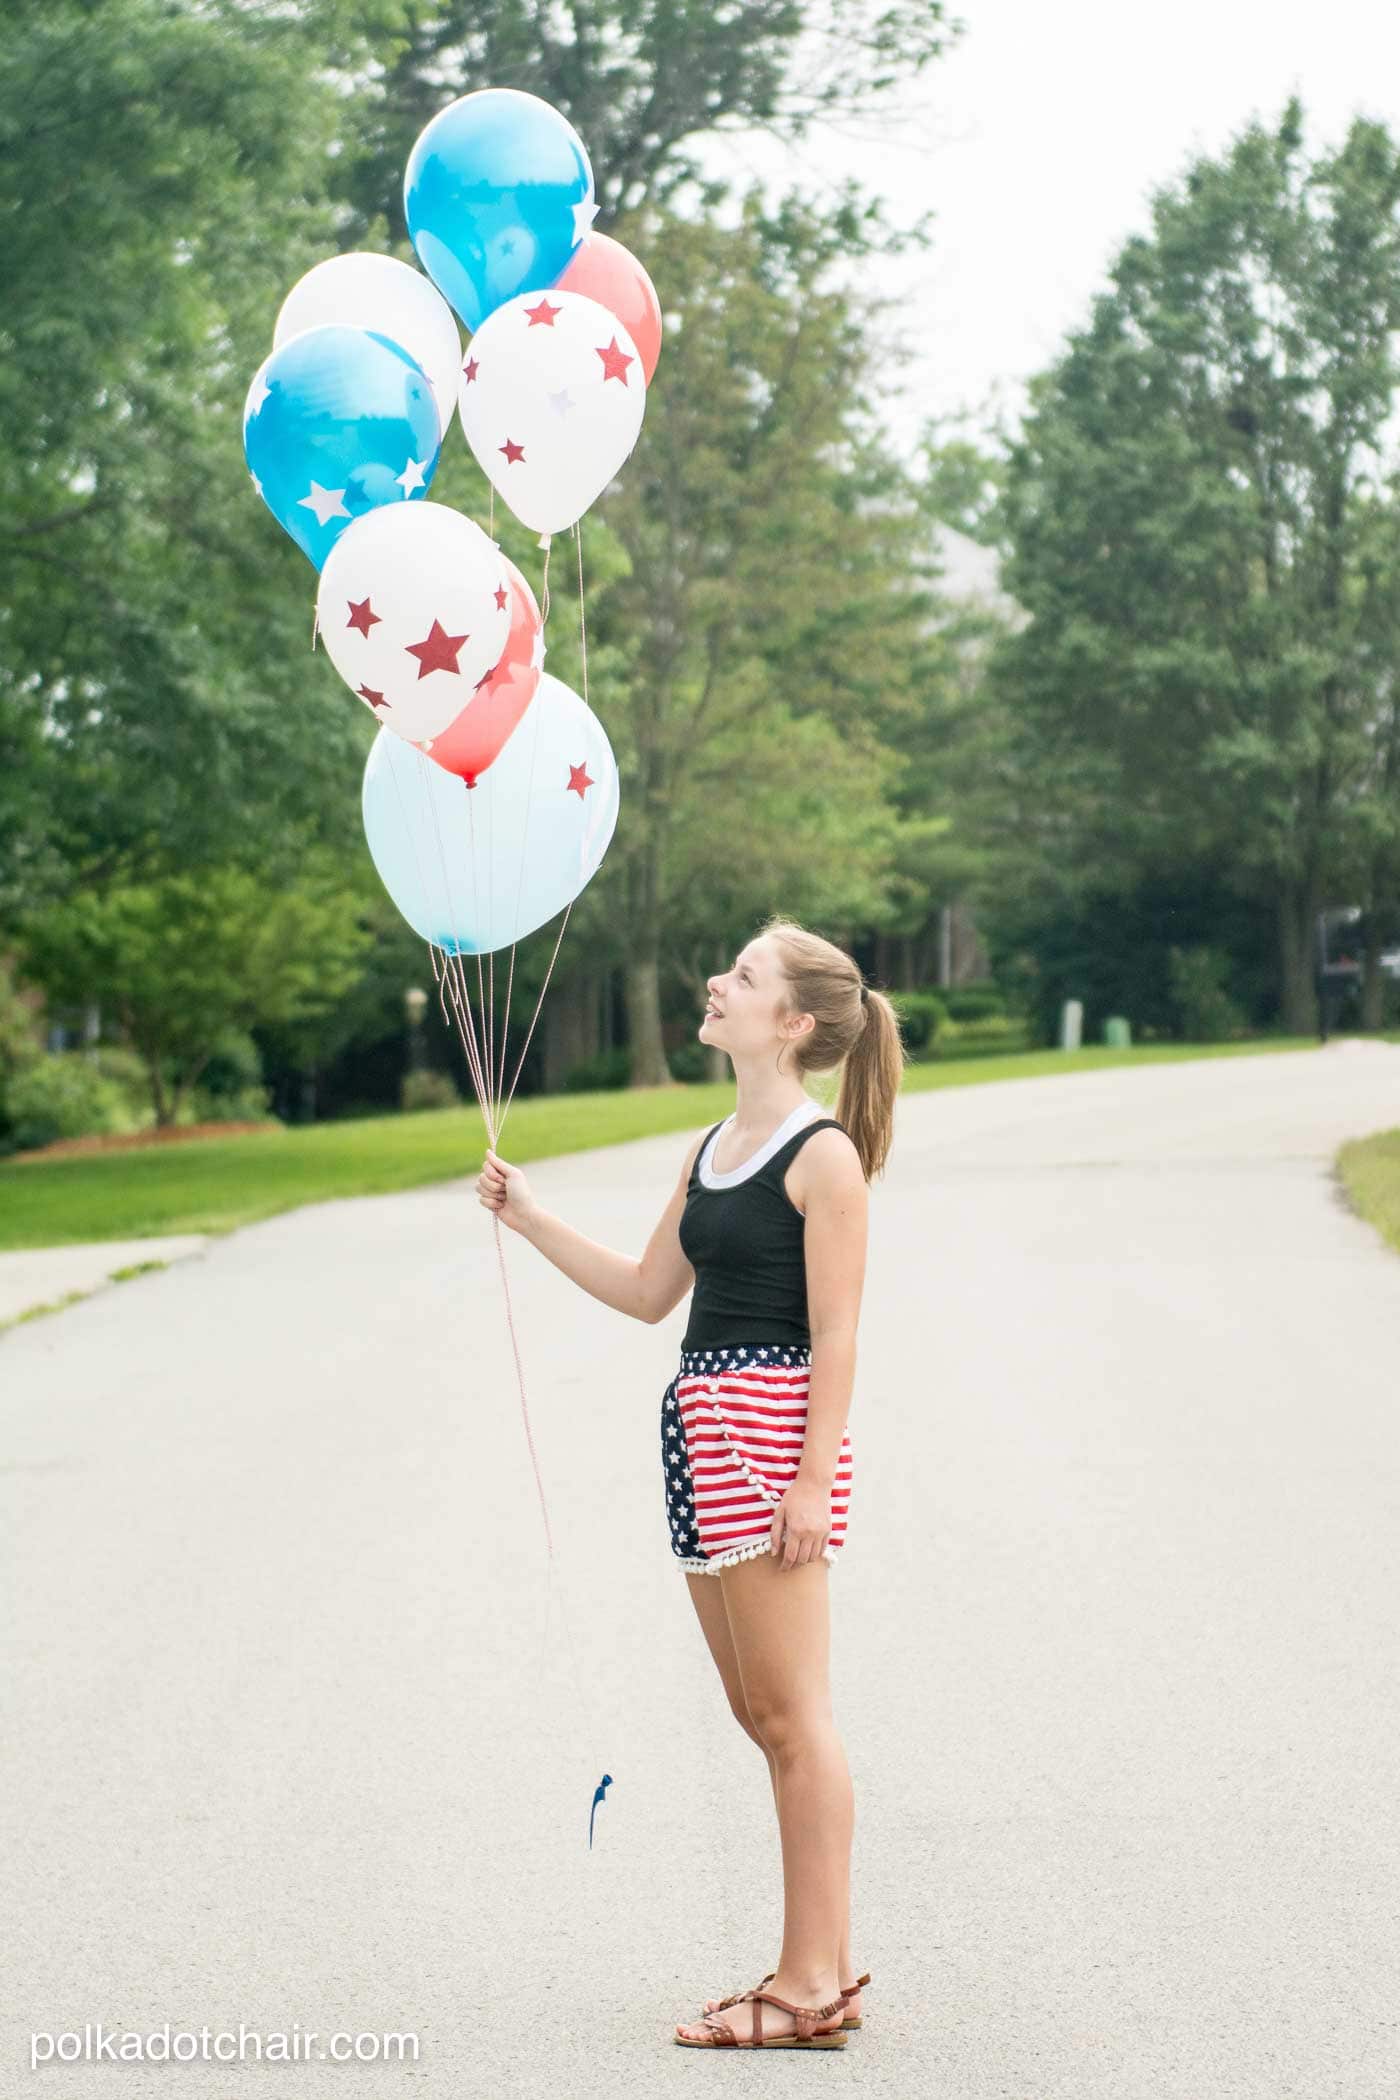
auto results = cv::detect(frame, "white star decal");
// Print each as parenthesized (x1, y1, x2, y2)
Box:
(395, 456, 429, 497)
(548, 388, 576, 417)
(247, 371, 272, 418)
(298, 481, 350, 527)
(529, 628, 546, 673)
(251, 476, 264, 502)
(571, 193, 599, 246)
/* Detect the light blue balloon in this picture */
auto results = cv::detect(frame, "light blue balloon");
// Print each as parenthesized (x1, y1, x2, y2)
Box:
(404, 88, 595, 332)
(243, 325, 441, 569)
(362, 672, 619, 953)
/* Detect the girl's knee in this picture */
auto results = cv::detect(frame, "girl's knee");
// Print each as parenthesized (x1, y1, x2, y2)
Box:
(731, 1703, 767, 1749)
(746, 1701, 835, 1756)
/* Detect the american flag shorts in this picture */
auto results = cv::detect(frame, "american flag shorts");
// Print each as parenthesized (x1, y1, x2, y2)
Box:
(661, 1342, 853, 1574)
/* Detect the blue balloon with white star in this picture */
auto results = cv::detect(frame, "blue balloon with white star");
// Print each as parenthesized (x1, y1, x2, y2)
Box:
(242, 324, 441, 570)
(404, 88, 596, 333)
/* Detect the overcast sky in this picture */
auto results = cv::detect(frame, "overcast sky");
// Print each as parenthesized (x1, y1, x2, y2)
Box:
(704, 0, 1400, 458)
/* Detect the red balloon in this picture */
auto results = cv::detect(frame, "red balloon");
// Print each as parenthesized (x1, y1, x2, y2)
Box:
(419, 555, 542, 785)
(555, 233, 662, 385)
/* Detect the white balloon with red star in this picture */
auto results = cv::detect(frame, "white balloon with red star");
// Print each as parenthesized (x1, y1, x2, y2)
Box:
(315, 501, 512, 742)
(457, 288, 646, 536)
(361, 671, 621, 953)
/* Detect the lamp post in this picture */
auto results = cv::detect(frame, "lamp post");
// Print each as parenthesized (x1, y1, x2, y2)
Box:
(404, 985, 428, 1075)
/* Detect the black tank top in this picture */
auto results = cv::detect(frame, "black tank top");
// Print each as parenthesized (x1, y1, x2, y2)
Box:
(678, 1105, 847, 1350)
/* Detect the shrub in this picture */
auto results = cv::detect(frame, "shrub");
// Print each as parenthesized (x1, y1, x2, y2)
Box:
(400, 1068, 462, 1112)
(562, 1047, 632, 1092)
(0, 955, 42, 1082)
(4, 1053, 138, 1151)
(667, 1040, 710, 1083)
(88, 1044, 155, 1121)
(919, 1014, 1030, 1061)
(889, 990, 947, 1053)
(943, 981, 1006, 1022)
(1167, 945, 1245, 1042)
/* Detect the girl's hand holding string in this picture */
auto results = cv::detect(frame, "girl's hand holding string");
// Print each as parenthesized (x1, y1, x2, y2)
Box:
(477, 1147, 540, 1237)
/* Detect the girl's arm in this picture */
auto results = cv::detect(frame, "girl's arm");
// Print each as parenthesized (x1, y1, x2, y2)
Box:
(796, 1131, 868, 1485)
(484, 1133, 703, 1324)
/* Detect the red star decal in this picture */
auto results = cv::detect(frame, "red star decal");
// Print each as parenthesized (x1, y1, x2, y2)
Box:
(346, 597, 380, 638)
(463, 357, 479, 383)
(595, 337, 634, 385)
(500, 438, 525, 465)
(404, 619, 469, 679)
(567, 761, 595, 799)
(493, 584, 508, 610)
(357, 684, 389, 710)
(524, 298, 561, 327)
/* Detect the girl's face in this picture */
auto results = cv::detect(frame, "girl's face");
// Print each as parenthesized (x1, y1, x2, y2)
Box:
(701, 939, 787, 1049)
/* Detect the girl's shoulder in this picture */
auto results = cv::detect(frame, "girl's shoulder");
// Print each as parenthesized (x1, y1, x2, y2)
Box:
(784, 1118, 865, 1206)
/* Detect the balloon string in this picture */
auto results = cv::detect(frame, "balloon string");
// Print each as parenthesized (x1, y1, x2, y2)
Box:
(408, 749, 607, 1832)
(540, 538, 552, 627)
(574, 521, 590, 713)
(489, 483, 496, 543)
(386, 749, 602, 1800)
(311, 605, 320, 654)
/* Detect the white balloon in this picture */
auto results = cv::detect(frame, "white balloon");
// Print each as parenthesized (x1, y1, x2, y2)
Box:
(316, 502, 512, 743)
(275, 253, 462, 440)
(362, 673, 620, 954)
(457, 288, 646, 536)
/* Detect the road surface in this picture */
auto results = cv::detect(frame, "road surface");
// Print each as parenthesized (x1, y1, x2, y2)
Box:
(5, 1041, 1400, 2097)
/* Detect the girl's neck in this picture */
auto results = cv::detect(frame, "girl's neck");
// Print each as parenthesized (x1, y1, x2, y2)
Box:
(728, 1077, 813, 1133)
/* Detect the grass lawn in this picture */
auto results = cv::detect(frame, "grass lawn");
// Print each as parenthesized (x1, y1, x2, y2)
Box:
(1337, 1127, 1400, 1259)
(0, 1035, 1322, 1252)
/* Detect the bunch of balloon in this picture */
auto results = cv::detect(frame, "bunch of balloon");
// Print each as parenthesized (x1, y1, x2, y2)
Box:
(241, 88, 663, 1847)
(240, 85, 661, 1063)
(405, 85, 661, 547)
(356, 82, 663, 1121)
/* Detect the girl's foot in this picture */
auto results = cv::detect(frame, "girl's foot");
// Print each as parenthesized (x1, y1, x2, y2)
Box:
(676, 1974, 847, 2044)
(698, 1972, 863, 2022)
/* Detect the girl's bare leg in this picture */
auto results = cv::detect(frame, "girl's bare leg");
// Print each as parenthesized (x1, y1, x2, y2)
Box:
(676, 1559, 853, 2043)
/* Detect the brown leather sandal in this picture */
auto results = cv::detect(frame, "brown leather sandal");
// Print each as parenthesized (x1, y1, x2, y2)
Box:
(841, 1970, 872, 2028)
(676, 1987, 849, 2049)
(706, 1967, 871, 2030)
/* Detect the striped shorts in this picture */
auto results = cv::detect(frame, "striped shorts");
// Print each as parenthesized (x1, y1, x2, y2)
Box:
(661, 1342, 853, 1574)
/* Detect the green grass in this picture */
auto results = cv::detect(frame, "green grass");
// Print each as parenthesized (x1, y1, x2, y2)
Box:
(0, 1034, 1321, 1252)
(1337, 1127, 1400, 1259)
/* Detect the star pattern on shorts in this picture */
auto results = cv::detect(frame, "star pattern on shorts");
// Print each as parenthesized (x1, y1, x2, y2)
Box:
(661, 1342, 808, 1565)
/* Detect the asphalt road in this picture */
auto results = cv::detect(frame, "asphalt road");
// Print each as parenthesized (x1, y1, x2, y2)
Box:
(5, 1041, 1400, 2098)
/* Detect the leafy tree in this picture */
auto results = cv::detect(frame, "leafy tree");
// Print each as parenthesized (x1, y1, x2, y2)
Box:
(990, 98, 1400, 1031)
(0, 0, 372, 919)
(334, 0, 958, 237)
(578, 197, 938, 1083)
(18, 858, 372, 1124)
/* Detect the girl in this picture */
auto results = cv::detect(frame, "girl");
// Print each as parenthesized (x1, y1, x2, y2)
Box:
(477, 914, 904, 2050)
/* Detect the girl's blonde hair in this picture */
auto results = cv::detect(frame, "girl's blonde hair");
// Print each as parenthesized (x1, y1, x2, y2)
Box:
(759, 914, 907, 1182)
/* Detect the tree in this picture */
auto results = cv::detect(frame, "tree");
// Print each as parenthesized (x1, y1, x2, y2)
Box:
(990, 99, 1400, 1031)
(0, 0, 373, 920)
(334, 0, 957, 237)
(578, 197, 937, 1084)
(18, 858, 372, 1125)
